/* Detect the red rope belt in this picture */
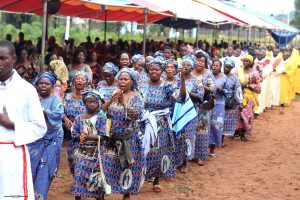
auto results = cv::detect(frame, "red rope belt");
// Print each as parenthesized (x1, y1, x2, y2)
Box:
(0, 142, 28, 200)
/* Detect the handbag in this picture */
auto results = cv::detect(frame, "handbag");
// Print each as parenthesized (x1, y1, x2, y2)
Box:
(225, 92, 236, 109)
(201, 90, 215, 110)
(87, 136, 111, 194)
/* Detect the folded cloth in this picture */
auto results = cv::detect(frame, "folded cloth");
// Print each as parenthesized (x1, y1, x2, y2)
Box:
(171, 94, 197, 139)
(106, 132, 135, 169)
(140, 108, 171, 156)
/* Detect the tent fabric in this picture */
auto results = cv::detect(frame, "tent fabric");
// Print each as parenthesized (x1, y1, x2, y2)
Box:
(0, 0, 172, 23)
(131, 0, 245, 25)
(195, 0, 279, 30)
(220, 0, 299, 33)
(154, 17, 240, 30)
(271, 31, 297, 48)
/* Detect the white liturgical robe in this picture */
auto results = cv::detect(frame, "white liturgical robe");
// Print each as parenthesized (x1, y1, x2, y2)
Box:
(0, 71, 47, 200)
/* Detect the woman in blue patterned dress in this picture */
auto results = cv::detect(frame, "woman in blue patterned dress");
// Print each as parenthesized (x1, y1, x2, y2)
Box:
(191, 52, 216, 166)
(64, 72, 89, 175)
(28, 72, 64, 200)
(141, 59, 186, 193)
(72, 90, 107, 200)
(131, 54, 148, 86)
(174, 56, 205, 173)
(223, 59, 243, 137)
(209, 60, 227, 156)
(96, 62, 119, 102)
(101, 68, 145, 200)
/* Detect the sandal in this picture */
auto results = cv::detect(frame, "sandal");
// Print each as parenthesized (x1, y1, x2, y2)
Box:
(153, 185, 163, 193)
(210, 153, 216, 158)
(123, 194, 130, 200)
(197, 159, 205, 166)
(180, 166, 188, 173)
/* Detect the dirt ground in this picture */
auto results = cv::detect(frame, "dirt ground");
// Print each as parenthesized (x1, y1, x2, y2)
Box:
(49, 100, 300, 200)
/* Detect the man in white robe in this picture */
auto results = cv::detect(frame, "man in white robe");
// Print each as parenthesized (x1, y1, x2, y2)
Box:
(270, 48, 284, 106)
(0, 40, 47, 200)
(254, 49, 272, 114)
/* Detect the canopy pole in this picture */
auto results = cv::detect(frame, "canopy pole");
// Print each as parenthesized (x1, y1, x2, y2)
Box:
(247, 27, 251, 43)
(258, 28, 261, 44)
(263, 29, 267, 46)
(104, 8, 107, 42)
(268, 30, 271, 46)
(174, 28, 177, 43)
(65, 16, 71, 40)
(279, 31, 281, 48)
(142, 8, 148, 56)
(237, 27, 240, 43)
(88, 19, 91, 36)
(41, 0, 48, 72)
(228, 23, 233, 44)
(285, 32, 288, 48)
(196, 21, 200, 49)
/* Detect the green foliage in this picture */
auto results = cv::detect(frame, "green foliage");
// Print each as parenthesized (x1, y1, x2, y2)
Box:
(292, 0, 300, 28)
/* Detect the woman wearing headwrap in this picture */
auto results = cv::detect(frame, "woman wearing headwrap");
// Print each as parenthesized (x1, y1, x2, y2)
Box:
(164, 59, 179, 84)
(237, 54, 261, 141)
(173, 56, 204, 173)
(131, 54, 148, 86)
(223, 58, 243, 137)
(72, 89, 107, 200)
(191, 52, 216, 166)
(209, 60, 227, 156)
(27, 72, 64, 200)
(97, 62, 119, 102)
(63, 71, 89, 175)
(140, 58, 186, 193)
(101, 68, 145, 200)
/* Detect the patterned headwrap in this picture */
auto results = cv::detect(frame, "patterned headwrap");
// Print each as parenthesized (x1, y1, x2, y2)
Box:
(116, 68, 139, 91)
(131, 54, 145, 65)
(82, 89, 104, 105)
(181, 54, 196, 68)
(148, 58, 166, 71)
(153, 51, 166, 61)
(103, 62, 119, 76)
(242, 54, 254, 64)
(223, 58, 235, 68)
(71, 71, 89, 87)
(165, 59, 179, 70)
(36, 72, 57, 85)
(49, 60, 69, 82)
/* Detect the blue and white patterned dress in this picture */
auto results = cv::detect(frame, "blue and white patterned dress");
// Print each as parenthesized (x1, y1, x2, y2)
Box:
(136, 70, 149, 87)
(72, 113, 107, 198)
(102, 93, 145, 195)
(193, 70, 215, 160)
(27, 94, 64, 200)
(140, 81, 179, 179)
(96, 80, 118, 103)
(174, 76, 204, 167)
(209, 75, 227, 146)
(224, 74, 242, 136)
(64, 92, 86, 175)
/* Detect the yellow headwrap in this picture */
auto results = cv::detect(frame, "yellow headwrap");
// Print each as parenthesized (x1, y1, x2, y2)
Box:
(49, 60, 69, 82)
(242, 54, 254, 64)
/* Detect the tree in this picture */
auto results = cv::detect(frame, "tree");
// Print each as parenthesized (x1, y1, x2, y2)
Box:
(291, 0, 300, 28)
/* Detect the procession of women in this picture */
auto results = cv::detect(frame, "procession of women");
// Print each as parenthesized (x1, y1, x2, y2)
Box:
(1, 36, 300, 200)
